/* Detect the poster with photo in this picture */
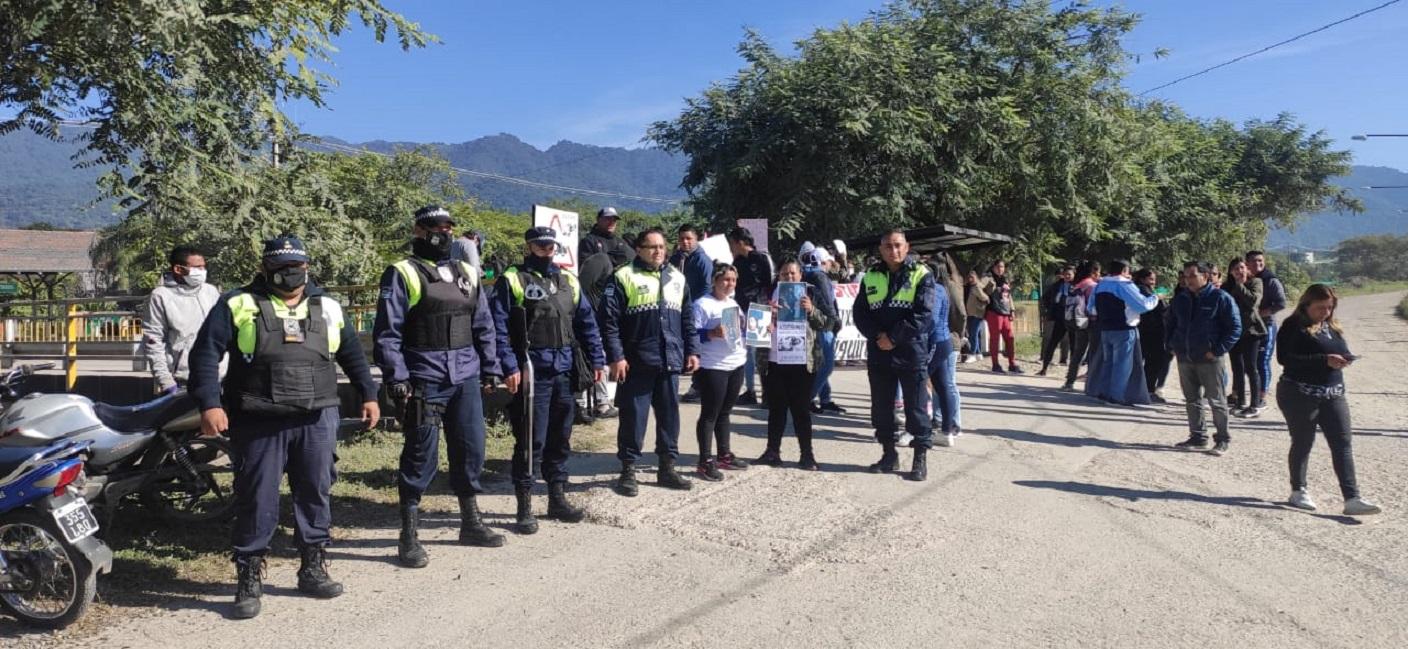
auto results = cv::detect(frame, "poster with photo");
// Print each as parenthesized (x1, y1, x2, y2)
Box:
(772, 320, 808, 365)
(745, 303, 771, 348)
(721, 305, 741, 348)
(776, 282, 806, 322)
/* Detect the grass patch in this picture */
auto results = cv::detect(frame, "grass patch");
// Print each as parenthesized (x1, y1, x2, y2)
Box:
(1330, 279, 1408, 297)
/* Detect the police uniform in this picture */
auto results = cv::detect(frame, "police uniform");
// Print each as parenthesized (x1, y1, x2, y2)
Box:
(187, 235, 377, 618)
(600, 256, 698, 495)
(490, 227, 606, 534)
(372, 206, 504, 566)
(854, 255, 936, 480)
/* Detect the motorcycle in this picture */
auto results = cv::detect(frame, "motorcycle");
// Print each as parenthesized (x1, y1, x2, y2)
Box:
(0, 363, 235, 525)
(0, 439, 112, 628)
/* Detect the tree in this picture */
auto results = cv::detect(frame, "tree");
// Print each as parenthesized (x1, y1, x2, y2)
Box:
(2, 1, 432, 221)
(1335, 235, 1408, 282)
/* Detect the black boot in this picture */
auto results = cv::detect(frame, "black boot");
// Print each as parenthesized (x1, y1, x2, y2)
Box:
(296, 545, 344, 599)
(458, 495, 506, 547)
(398, 503, 429, 568)
(546, 483, 586, 522)
(868, 443, 899, 473)
(515, 487, 539, 535)
(616, 462, 639, 497)
(657, 458, 693, 491)
(232, 555, 265, 620)
(908, 447, 928, 482)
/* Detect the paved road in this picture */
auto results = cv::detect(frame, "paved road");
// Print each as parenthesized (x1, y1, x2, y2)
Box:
(13, 292, 1408, 648)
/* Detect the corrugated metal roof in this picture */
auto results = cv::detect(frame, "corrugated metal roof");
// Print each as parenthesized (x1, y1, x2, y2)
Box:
(0, 229, 98, 273)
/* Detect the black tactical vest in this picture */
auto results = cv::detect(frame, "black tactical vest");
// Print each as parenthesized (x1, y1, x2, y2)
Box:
(234, 295, 340, 416)
(508, 266, 575, 349)
(404, 259, 479, 351)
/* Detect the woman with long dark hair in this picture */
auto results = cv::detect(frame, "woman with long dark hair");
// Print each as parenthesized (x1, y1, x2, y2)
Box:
(691, 263, 749, 480)
(1223, 258, 1265, 417)
(1277, 284, 1380, 516)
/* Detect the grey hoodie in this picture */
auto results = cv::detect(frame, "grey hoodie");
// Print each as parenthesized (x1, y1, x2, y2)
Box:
(142, 272, 221, 390)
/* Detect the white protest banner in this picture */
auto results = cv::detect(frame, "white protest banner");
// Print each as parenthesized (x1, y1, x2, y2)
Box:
(532, 204, 580, 269)
(698, 234, 733, 265)
(773, 320, 808, 365)
(833, 283, 868, 362)
(737, 219, 769, 256)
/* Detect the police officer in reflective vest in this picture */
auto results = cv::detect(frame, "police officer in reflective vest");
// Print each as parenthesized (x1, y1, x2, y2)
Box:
(490, 226, 607, 534)
(854, 229, 936, 481)
(600, 227, 700, 496)
(373, 205, 504, 568)
(188, 235, 380, 620)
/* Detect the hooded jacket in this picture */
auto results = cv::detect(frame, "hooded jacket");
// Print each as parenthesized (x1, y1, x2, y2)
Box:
(1165, 282, 1243, 362)
(143, 272, 222, 390)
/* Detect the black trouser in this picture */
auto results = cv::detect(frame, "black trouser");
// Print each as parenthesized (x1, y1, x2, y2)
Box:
(1229, 334, 1264, 408)
(765, 363, 815, 457)
(868, 362, 931, 449)
(509, 371, 576, 490)
(1040, 317, 1068, 368)
(1277, 382, 1359, 499)
(230, 408, 337, 558)
(696, 366, 745, 460)
(1063, 327, 1091, 385)
(1141, 332, 1172, 394)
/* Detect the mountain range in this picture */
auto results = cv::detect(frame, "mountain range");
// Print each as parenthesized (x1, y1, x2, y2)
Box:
(2, 129, 1405, 250)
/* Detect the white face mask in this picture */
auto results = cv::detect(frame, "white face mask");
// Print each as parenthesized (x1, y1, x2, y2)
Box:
(184, 268, 207, 287)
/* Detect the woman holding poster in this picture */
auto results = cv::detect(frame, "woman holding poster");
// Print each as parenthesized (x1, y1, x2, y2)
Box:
(756, 260, 835, 470)
(691, 264, 750, 480)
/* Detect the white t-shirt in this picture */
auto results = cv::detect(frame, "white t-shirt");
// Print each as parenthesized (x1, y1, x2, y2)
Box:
(692, 294, 746, 371)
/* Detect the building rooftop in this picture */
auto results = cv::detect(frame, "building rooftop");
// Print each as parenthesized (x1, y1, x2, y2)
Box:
(0, 229, 99, 274)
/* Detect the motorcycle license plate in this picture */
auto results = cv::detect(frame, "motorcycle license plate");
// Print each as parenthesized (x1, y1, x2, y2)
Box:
(51, 499, 99, 543)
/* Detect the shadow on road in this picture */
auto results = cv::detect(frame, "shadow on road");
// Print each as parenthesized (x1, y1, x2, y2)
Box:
(984, 428, 1186, 453)
(1013, 479, 1363, 525)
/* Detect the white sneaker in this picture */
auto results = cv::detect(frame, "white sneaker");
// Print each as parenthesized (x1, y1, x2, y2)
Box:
(1343, 497, 1382, 516)
(1287, 490, 1316, 511)
(937, 433, 956, 448)
(895, 432, 914, 448)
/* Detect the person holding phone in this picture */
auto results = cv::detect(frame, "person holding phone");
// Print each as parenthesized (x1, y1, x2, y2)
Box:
(1276, 284, 1380, 516)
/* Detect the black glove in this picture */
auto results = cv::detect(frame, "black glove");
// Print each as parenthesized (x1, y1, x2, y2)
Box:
(386, 381, 412, 401)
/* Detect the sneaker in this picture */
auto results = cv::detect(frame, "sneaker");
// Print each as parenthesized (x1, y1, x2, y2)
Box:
(1149, 393, 1167, 404)
(991, 364, 1006, 374)
(1287, 489, 1317, 511)
(681, 388, 700, 403)
(574, 409, 595, 426)
(819, 401, 847, 414)
(895, 432, 914, 448)
(697, 460, 724, 482)
(594, 404, 619, 419)
(1343, 497, 1382, 516)
(1243, 406, 1265, 419)
(1007, 364, 1024, 374)
(797, 454, 820, 471)
(1209, 441, 1229, 456)
(1230, 406, 1248, 418)
(1035, 368, 1048, 377)
(1060, 382, 1076, 392)
(755, 450, 784, 467)
(718, 453, 749, 470)
(937, 432, 956, 448)
(810, 402, 824, 414)
(737, 391, 758, 406)
(1174, 437, 1210, 450)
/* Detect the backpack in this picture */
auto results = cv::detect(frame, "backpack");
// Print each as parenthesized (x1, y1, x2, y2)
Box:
(1064, 288, 1090, 330)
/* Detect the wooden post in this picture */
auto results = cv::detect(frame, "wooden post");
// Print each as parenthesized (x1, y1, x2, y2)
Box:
(66, 303, 80, 391)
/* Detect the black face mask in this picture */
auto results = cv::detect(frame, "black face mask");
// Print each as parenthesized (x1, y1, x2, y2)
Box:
(414, 232, 452, 261)
(269, 267, 308, 292)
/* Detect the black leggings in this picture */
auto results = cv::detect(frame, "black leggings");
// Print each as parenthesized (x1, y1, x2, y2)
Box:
(696, 366, 745, 459)
(1064, 328, 1091, 385)
(1230, 334, 1264, 408)
(765, 363, 815, 457)
(1277, 382, 1359, 499)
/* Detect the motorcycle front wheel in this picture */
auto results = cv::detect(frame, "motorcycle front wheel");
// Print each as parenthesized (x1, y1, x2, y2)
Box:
(139, 435, 237, 524)
(0, 510, 97, 629)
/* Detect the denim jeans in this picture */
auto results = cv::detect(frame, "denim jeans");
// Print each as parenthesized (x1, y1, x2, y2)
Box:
(965, 316, 986, 356)
(927, 338, 962, 432)
(812, 330, 837, 403)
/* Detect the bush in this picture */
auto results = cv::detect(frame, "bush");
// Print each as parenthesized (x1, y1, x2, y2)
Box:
(1398, 295, 1408, 321)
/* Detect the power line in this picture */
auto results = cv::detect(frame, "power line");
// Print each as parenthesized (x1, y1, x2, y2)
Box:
(1137, 0, 1404, 96)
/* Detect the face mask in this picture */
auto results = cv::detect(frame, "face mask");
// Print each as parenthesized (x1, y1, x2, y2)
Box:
(269, 267, 307, 291)
(414, 232, 452, 260)
(183, 268, 207, 287)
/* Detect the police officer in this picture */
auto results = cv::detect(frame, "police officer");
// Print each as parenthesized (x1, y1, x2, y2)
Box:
(188, 234, 380, 620)
(373, 205, 504, 569)
(854, 229, 936, 481)
(490, 226, 607, 534)
(601, 226, 700, 496)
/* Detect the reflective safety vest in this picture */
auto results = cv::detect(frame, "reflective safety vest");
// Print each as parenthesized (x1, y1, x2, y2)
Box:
(392, 258, 480, 351)
(226, 292, 343, 416)
(614, 264, 686, 315)
(503, 265, 579, 349)
(861, 264, 931, 310)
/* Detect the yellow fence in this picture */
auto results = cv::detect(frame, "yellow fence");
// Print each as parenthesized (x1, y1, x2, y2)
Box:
(5, 312, 143, 343)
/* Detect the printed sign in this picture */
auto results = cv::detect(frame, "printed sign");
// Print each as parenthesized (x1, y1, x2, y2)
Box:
(776, 282, 806, 322)
(721, 305, 741, 348)
(773, 320, 808, 365)
(532, 204, 580, 269)
(745, 302, 771, 348)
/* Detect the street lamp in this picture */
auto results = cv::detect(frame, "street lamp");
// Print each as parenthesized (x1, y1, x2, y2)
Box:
(1352, 133, 1408, 141)
(1361, 185, 1408, 189)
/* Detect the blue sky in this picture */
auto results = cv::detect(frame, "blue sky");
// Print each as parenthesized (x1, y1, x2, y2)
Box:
(294, 0, 1408, 171)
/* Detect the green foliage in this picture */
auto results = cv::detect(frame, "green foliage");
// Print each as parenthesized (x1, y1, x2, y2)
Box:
(1398, 294, 1408, 321)
(1334, 234, 1408, 282)
(650, 0, 1358, 281)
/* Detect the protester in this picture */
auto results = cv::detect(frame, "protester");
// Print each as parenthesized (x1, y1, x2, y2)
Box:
(1248, 250, 1288, 401)
(491, 227, 606, 535)
(669, 224, 700, 270)
(962, 270, 987, 363)
(1060, 261, 1100, 391)
(1166, 261, 1241, 456)
(855, 229, 935, 481)
(1222, 258, 1266, 417)
(1037, 264, 1074, 376)
(729, 227, 774, 405)
(580, 207, 635, 267)
(1133, 268, 1172, 403)
(602, 227, 700, 496)
(679, 235, 714, 404)
(980, 260, 1021, 373)
(756, 260, 835, 470)
(374, 206, 506, 568)
(927, 264, 962, 447)
(1276, 284, 1380, 516)
(188, 235, 379, 619)
(143, 245, 221, 393)
(691, 263, 751, 480)
(1084, 260, 1158, 405)
(802, 248, 844, 414)
(450, 229, 482, 273)
(574, 246, 620, 424)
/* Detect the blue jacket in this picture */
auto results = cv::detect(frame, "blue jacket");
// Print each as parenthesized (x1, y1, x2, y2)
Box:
(1091, 276, 1158, 331)
(372, 258, 503, 386)
(927, 281, 952, 346)
(601, 258, 699, 372)
(854, 256, 935, 371)
(489, 256, 607, 379)
(1165, 283, 1243, 362)
(682, 248, 713, 304)
(802, 264, 838, 323)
